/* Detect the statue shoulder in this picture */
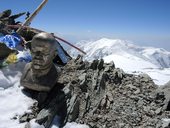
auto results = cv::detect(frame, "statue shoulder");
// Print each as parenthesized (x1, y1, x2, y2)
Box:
(21, 63, 32, 80)
(24, 63, 31, 72)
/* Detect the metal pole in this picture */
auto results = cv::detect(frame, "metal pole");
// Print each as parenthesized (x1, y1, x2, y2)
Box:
(16, 0, 48, 33)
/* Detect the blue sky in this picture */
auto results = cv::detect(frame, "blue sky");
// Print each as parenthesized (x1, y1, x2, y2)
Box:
(0, 0, 170, 50)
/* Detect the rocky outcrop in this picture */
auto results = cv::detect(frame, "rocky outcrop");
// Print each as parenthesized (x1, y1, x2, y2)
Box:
(57, 56, 170, 128)
(20, 56, 170, 128)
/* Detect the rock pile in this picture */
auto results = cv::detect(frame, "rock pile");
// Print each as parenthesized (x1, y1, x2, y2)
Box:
(19, 55, 170, 128)
(57, 56, 170, 128)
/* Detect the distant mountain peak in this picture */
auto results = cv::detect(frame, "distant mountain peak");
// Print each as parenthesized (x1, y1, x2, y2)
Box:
(70, 38, 170, 68)
(69, 38, 170, 85)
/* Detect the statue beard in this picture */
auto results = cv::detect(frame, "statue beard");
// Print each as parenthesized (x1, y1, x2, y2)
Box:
(31, 61, 53, 77)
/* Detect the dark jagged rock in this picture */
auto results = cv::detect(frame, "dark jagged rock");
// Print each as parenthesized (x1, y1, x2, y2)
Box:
(97, 59, 104, 70)
(66, 94, 80, 122)
(35, 88, 67, 128)
(90, 59, 99, 70)
(20, 84, 67, 128)
(55, 58, 170, 128)
(18, 57, 170, 128)
(17, 56, 170, 128)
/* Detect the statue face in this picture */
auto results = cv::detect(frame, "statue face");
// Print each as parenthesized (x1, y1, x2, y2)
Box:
(20, 33, 58, 91)
(31, 39, 56, 71)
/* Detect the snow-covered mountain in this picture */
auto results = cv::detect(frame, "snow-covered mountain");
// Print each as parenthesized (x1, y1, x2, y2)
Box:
(70, 38, 170, 68)
(70, 38, 170, 85)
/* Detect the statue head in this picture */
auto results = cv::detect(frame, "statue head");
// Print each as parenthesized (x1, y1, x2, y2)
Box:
(31, 32, 57, 76)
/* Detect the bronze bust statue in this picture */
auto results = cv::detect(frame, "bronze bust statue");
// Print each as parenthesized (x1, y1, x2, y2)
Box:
(20, 32, 59, 92)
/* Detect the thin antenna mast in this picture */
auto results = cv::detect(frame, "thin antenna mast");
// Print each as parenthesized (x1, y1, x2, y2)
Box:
(16, 0, 48, 33)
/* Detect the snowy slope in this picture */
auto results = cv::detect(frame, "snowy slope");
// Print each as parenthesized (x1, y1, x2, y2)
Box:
(0, 63, 89, 128)
(0, 62, 35, 128)
(70, 38, 170, 85)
